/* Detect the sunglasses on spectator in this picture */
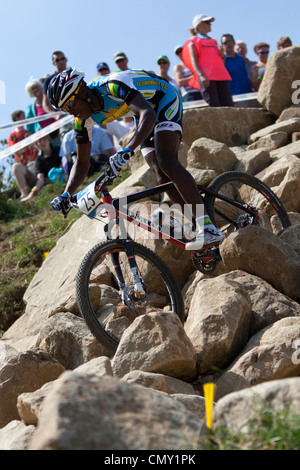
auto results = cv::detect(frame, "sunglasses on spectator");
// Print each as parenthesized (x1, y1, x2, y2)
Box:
(258, 50, 269, 54)
(158, 61, 169, 65)
(54, 57, 67, 63)
(203, 21, 212, 24)
(222, 40, 234, 45)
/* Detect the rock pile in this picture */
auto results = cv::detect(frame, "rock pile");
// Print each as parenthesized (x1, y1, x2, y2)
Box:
(1, 46, 300, 450)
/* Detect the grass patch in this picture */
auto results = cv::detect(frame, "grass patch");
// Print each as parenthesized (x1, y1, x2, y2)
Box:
(200, 402, 300, 450)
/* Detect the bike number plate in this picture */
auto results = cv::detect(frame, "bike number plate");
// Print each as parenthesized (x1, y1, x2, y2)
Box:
(77, 182, 101, 215)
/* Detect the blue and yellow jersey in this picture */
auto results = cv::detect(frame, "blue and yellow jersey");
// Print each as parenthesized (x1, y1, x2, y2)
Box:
(75, 69, 182, 144)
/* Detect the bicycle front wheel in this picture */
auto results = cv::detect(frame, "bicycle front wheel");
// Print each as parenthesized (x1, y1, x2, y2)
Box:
(76, 240, 184, 353)
(205, 171, 291, 236)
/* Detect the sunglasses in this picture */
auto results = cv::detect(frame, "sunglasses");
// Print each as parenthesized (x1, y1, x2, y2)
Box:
(222, 40, 234, 45)
(62, 95, 76, 112)
(203, 21, 212, 24)
(258, 50, 269, 54)
(54, 57, 66, 63)
(62, 85, 88, 112)
(158, 61, 169, 65)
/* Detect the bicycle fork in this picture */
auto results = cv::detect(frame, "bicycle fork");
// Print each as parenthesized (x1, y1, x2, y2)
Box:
(110, 239, 145, 307)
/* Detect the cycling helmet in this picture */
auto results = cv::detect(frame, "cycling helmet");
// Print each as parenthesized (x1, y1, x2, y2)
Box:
(47, 67, 85, 110)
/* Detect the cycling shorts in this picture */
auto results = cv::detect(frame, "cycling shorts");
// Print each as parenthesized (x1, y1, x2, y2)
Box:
(138, 87, 183, 157)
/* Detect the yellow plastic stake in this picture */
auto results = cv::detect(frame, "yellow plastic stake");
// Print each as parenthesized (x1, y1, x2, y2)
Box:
(203, 383, 216, 431)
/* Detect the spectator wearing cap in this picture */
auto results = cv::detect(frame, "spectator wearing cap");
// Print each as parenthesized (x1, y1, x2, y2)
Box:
(113, 52, 129, 71)
(97, 62, 111, 76)
(182, 14, 233, 107)
(221, 34, 252, 95)
(173, 45, 202, 102)
(251, 42, 270, 91)
(157, 55, 181, 93)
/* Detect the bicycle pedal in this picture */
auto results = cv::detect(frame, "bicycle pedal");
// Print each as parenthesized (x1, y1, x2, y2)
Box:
(194, 245, 221, 260)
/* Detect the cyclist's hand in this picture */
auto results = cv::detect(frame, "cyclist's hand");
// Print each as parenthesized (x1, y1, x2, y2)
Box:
(109, 148, 134, 176)
(51, 192, 71, 216)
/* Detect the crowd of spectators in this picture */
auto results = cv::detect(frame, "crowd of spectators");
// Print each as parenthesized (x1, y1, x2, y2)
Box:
(4, 12, 294, 202)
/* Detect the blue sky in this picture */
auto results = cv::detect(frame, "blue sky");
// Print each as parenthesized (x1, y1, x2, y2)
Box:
(0, 0, 299, 144)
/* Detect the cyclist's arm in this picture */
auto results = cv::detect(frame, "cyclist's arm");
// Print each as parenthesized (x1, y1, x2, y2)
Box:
(125, 93, 156, 150)
(65, 141, 91, 194)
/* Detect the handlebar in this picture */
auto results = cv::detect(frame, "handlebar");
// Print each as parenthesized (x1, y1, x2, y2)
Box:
(63, 167, 117, 218)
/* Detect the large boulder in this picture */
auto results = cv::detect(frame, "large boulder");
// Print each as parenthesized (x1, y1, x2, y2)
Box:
(0, 349, 65, 428)
(220, 225, 300, 302)
(182, 107, 274, 147)
(222, 317, 300, 387)
(112, 311, 197, 381)
(214, 377, 300, 434)
(29, 372, 202, 450)
(184, 275, 251, 374)
(248, 117, 300, 144)
(187, 138, 237, 173)
(256, 155, 300, 212)
(258, 46, 300, 116)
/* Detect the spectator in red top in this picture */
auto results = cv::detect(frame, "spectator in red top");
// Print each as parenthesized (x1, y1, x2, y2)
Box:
(8, 110, 38, 166)
(182, 13, 233, 107)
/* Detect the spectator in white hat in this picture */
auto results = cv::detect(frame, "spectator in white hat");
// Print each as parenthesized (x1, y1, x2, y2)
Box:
(182, 13, 234, 107)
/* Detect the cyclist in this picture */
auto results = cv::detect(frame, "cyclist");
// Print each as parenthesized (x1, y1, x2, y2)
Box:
(48, 67, 224, 249)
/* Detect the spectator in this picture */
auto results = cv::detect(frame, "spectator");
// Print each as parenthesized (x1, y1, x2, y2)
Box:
(59, 125, 114, 178)
(182, 14, 233, 107)
(42, 51, 68, 113)
(20, 135, 62, 203)
(173, 45, 202, 102)
(277, 36, 293, 49)
(157, 55, 181, 93)
(8, 110, 38, 172)
(97, 62, 111, 76)
(113, 52, 129, 71)
(251, 42, 270, 91)
(234, 40, 257, 89)
(221, 34, 252, 95)
(25, 78, 59, 143)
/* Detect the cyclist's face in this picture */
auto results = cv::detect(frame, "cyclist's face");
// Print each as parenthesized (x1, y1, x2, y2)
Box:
(68, 97, 91, 119)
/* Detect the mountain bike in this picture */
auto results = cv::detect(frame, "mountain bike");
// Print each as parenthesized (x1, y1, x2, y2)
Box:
(64, 167, 290, 353)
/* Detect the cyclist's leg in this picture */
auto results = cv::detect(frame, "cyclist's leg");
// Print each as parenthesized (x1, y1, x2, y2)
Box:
(154, 129, 203, 215)
(143, 150, 186, 208)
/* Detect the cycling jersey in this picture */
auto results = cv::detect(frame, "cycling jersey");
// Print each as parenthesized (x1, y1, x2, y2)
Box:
(74, 70, 182, 146)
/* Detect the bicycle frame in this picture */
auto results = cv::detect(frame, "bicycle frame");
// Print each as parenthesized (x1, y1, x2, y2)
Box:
(72, 173, 260, 251)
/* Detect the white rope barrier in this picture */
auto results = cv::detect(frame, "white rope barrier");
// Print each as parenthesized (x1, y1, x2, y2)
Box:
(0, 111, 67, 132)
(182, 91, 258, 109)
(0, 115, 74, 161)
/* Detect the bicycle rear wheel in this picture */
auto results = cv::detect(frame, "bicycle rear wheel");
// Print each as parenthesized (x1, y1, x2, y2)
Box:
(76, 239, 184, 354)
(205, 171, 291, 236)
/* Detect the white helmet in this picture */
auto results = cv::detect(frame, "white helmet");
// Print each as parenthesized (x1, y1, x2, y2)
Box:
(47, 67, 85, 109)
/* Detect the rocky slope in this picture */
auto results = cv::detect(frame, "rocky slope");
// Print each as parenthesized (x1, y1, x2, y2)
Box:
(1, 46, 300, 450)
